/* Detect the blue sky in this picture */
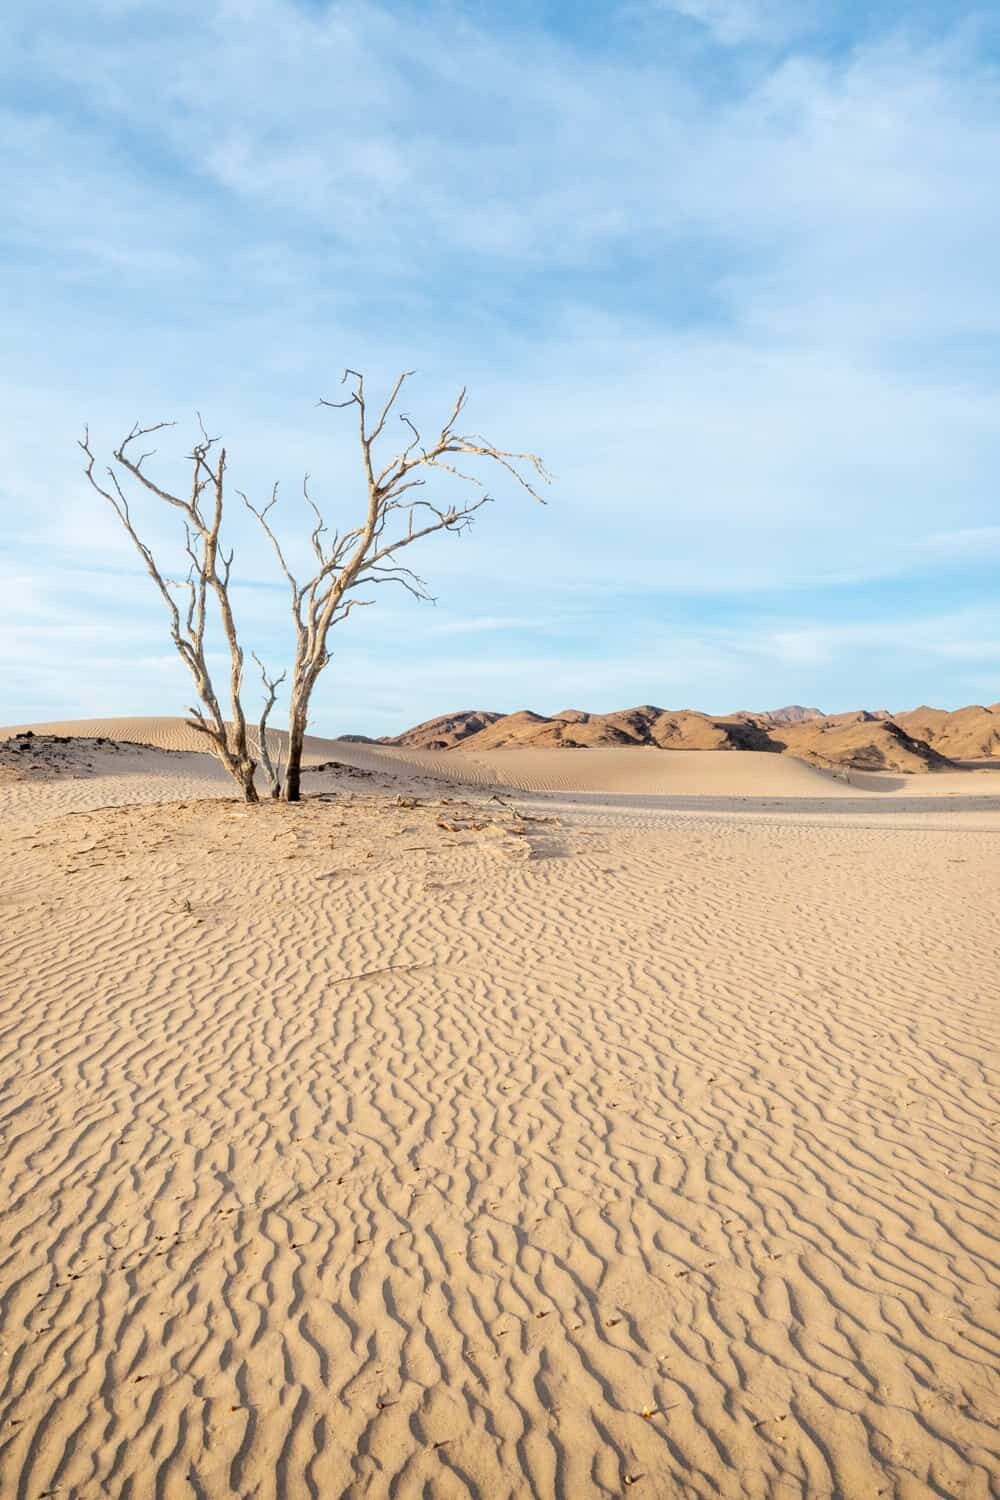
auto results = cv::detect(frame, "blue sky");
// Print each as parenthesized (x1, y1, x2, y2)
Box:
(2, 0, 998, 735)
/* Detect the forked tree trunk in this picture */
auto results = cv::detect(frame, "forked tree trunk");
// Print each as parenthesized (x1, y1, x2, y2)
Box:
(237, 764, 260, 803)
(198, 729, 260, 803)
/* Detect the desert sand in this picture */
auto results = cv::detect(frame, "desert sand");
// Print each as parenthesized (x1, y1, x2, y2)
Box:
(1, 719, 998, 1498)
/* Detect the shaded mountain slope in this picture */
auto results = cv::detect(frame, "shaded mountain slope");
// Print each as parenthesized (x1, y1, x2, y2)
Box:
(895, 703, 1000, 760)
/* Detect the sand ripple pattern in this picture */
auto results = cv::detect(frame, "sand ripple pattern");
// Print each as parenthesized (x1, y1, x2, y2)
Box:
(0, 777, 998, 1498)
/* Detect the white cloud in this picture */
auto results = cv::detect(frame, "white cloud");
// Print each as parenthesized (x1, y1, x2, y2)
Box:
(738, 606, 1000, 670)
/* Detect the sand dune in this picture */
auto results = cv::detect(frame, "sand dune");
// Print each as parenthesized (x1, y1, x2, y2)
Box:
(1, 728, 998, 1497)
(2, 715, 291, 757)
(412, 747, 998, 798)
(6, 716, 1000, 800)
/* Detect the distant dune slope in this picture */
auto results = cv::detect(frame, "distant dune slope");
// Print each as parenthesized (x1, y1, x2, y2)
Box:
(5, 717, 1000, 799)
(1, 716, 239, 755)
(1, 716, 354, 765)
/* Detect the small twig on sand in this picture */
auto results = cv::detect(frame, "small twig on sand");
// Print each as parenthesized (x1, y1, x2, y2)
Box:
(329, 962, 434, 986)
(488, 793, 555, 825)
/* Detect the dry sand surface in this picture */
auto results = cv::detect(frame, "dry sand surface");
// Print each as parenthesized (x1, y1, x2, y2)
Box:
(1, 719, 999, 1498)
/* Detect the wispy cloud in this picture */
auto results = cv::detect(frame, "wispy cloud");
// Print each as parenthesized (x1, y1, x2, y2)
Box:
(653, 0, 810, 46)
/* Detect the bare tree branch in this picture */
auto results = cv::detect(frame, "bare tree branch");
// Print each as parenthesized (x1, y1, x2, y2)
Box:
(80, 422, 261, 802)
(245, 372, 549, 800)
(249, 653, 288, 799)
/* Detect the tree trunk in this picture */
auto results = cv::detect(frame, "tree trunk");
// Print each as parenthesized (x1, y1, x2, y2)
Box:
(241, 767, 260, 804)
(284, 709, 306, 803)
(284, 753, 302, 802)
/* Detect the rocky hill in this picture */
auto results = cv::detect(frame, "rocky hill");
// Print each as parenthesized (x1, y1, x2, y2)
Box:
(748, 705, 824, 724)
(379, 703, 979, 772)
(894, 703, 1000, 761)
(385, 709, 505, 751)
(424, 706, 777, 753)
(772, 717, 953, 773)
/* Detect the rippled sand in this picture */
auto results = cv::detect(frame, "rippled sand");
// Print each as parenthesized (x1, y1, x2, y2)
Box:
(1, 726, 998, 1498)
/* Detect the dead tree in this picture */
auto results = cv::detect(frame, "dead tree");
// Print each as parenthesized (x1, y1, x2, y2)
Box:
(244, 371, 550, 801)
(248, 654, 287, 799)
(80, 421, 264, 802)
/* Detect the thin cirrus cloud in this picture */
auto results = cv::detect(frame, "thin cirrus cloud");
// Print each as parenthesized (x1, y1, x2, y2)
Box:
(653, 0, 809, 46)
(0, 0, 998, 731)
